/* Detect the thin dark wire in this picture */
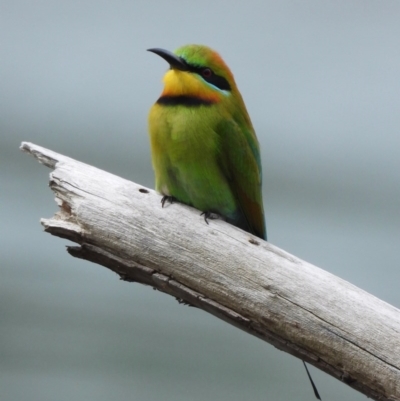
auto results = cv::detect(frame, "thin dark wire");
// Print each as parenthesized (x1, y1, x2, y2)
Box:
(303, 361, 321, 400)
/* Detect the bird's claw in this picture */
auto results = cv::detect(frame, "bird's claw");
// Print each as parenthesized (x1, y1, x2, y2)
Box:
(161, 195, 175, 208)
(200, 211, 220, 225)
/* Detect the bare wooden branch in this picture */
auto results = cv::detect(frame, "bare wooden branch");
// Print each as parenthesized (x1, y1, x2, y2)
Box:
(20, 141, 400, 401)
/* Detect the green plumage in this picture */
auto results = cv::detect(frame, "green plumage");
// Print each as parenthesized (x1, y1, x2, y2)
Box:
(148, 44, 266, 240)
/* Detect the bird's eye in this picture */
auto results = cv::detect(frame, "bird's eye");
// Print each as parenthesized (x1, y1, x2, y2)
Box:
(202, 68, 212, 78)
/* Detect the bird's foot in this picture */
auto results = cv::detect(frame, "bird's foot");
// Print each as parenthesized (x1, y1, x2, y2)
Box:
(161, 195, 176, 208)
(200, 211, 221, 225)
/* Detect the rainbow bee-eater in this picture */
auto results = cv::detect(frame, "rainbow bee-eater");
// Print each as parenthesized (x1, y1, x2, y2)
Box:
(147, 44, 266, 239)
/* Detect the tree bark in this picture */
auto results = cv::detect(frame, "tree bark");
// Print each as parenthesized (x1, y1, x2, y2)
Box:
(20, 141, 400, 401)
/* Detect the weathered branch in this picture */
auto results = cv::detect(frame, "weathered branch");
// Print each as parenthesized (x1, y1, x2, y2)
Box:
(20, 141, 400, 401)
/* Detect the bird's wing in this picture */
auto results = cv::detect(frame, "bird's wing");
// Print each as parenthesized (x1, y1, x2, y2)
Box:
(217, 118, 267, 240)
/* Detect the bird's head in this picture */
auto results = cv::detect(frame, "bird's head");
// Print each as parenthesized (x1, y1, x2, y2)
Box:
(148, 44, 240, 104)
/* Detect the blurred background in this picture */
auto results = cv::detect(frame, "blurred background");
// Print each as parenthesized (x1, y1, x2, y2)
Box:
(1, 1, 400, 400)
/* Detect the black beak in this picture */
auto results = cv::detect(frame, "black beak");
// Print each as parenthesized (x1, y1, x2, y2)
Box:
(147, 48, 188, 71)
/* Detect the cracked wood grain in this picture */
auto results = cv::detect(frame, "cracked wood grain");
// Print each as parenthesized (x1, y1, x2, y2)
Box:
(20, 141, 400, 401)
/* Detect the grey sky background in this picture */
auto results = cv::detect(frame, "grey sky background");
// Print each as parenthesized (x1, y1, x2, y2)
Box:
(1, 1, 400, 400)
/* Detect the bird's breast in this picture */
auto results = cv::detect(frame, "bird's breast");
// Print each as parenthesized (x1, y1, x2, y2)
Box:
(149, 103, 221, 161)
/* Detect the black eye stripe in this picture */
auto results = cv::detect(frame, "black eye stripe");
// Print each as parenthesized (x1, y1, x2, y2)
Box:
(201, 71, 231, 91)
(179, 58, 231, 91)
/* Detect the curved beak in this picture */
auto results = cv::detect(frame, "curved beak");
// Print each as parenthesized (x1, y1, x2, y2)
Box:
(147, 48, 188, 71)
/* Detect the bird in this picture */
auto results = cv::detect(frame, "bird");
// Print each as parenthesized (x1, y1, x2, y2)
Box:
(147, 44, 266, 240)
